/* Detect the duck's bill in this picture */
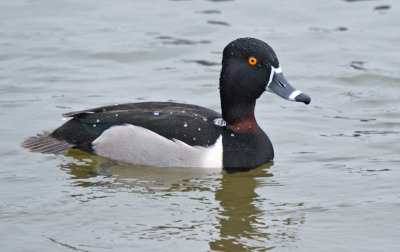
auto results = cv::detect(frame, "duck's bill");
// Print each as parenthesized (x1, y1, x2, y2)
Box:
(266, 68, 311, 105)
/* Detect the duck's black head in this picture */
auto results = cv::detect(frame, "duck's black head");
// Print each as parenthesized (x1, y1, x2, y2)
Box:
(219, 37, 310, 126)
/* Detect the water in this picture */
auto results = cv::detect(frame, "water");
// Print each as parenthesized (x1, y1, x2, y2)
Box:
(1, 0, 399, 251)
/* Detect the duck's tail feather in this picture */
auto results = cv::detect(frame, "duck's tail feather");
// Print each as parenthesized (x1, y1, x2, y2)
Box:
(22, 133, 74, 154)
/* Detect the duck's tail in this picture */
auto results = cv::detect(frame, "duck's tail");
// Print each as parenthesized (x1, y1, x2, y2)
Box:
(22, 133, 74, 154)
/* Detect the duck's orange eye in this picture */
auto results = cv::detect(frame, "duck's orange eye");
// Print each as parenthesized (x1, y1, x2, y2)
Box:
(248, 57, 257, 65)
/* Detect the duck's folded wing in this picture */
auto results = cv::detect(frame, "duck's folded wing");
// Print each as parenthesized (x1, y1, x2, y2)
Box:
(50, 102, 223, 153)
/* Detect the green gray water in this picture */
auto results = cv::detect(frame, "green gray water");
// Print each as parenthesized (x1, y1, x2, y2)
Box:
(1, 0, 399, 251)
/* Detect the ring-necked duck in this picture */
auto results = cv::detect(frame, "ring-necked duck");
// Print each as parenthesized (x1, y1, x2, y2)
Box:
(23, 37, 310, 169)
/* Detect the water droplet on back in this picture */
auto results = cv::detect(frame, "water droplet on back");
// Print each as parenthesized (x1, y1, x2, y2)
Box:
(213, 118, 226, 127)
(115, 113, 119, 117)
(198, 127, 201, 131)
(153, 111, 159, 116)
(193, 137, 196, 141)
(183, 122, 188, 127)
(96, 119, 100, 123)
(92, 124, 96, 127)
(202, 117, 207, 121)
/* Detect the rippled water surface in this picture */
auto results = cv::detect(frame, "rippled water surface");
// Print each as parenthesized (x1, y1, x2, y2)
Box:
(1, 0, 399, 251)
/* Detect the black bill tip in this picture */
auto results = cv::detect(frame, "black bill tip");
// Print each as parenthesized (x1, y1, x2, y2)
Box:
(295, 93, 311, 105)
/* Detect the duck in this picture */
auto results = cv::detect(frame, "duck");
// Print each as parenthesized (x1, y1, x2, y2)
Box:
(22, 37, 310, 170)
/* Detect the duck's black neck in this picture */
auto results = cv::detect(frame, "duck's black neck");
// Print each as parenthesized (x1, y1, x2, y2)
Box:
(219, 59, 263, 133)
(220, 100, 261, 133)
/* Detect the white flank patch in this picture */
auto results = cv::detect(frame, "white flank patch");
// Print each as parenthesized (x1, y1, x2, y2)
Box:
(289, 90, 303, 101)
(202, 135, 223, 168)
(92, 124, 223, 168)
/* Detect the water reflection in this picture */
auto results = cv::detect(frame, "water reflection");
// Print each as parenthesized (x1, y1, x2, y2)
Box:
(61, 149, 221, 191)
(210, 164, 277, 251)
(61, 150, 302, 250)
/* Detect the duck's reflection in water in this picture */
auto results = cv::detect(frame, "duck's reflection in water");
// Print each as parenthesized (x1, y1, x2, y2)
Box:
(211, 163, 276, 251)
(61, 149, 221, 190)
(61, 150, 303, 250)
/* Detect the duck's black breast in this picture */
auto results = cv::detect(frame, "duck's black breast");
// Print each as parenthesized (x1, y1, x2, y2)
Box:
(51, 102, 223, 153)
(221, 129, 274, 170)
